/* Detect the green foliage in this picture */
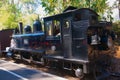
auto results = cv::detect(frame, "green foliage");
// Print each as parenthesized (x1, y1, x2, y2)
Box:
(0, 0, 39, 30)
(104, 0, 119, 21)
(113, 21, 120, 37)
(17, 0, 38, 14)
(41, 0, 108, 18)
(0, 0, 118, 30)
(21, 0, 34, 3)
(19, 14, 39, 26)
(0, 1, 20, 30)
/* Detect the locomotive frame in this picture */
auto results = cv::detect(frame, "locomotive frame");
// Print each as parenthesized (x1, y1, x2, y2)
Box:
(10, 7, 115, 79)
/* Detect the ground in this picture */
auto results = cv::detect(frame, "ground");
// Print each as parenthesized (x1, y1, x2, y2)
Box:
(108, 46, 120, 80)
(0, 46, 120, 80)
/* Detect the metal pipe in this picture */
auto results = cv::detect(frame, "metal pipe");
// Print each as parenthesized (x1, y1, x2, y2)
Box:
(18, 22, 23, 34)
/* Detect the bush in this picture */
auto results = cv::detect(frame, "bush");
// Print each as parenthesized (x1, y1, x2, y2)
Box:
(113, 21, 120, 37)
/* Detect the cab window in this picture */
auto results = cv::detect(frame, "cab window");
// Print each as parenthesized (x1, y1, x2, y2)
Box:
(45, 20, 60, 37)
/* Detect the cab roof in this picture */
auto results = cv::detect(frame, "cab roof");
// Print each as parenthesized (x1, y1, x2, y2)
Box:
(43, 8, 99, 21)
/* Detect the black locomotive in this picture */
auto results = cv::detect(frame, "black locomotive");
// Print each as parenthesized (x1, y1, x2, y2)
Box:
(10, 7, 115, 79)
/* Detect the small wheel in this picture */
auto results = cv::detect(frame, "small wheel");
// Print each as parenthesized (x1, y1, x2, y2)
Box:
(29, 56, 33, 63)
(75, 68, 84, 79)
(11, 53, 15, 59)
(43, 58, 49, 66)
(20, 54, 23, 60)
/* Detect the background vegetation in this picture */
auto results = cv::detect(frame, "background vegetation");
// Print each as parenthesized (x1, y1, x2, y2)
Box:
(0, 0, 119, 35)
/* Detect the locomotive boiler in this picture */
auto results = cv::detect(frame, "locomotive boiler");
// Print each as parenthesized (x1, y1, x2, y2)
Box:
(10, 7, 115, 79)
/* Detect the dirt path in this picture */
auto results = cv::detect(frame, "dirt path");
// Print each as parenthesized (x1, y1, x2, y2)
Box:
(113, 46, 120, 72)
(108, 46, 120, 80)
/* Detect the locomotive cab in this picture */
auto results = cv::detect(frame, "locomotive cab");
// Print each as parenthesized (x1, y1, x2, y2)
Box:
(43, 8, 100, 74)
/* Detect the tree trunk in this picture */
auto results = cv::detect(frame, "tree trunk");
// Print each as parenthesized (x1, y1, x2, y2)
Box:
(118, 0, 120, 19)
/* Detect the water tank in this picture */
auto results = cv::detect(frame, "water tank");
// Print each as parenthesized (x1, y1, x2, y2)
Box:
(33, 20, 42, 32)
(24, 25, 31, 33)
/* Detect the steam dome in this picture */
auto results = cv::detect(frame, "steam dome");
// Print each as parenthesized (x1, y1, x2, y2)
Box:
(24, 25, 31, 33)
(33, 20, 42, 32)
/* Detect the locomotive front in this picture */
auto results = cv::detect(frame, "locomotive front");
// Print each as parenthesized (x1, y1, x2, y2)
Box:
(11, 20, 45, 62)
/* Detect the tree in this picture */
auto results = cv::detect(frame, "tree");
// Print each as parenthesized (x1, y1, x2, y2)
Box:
(108, 0, 120, 21)
(118, 0, 120, 19)
(41, 0, 108, 18)
(113, 21, 120, 37)
(114, 0, 120, 19)
(15, 0, 41, 26)
(16, 0, 39, 14)
(0, 0, 39, 30)
(0, 0, 21, 29)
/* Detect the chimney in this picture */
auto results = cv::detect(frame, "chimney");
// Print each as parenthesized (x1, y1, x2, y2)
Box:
(19, 22, 23, 34)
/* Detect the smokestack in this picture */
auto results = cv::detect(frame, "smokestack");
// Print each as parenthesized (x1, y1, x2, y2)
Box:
(19, 22, 23, 34)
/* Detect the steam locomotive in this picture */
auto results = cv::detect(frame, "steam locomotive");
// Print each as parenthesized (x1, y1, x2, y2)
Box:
(10, 7, 115, 79)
